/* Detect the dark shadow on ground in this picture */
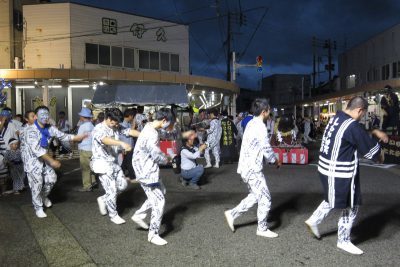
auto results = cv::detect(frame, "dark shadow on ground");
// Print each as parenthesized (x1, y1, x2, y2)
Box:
(353, 204, 400, 244)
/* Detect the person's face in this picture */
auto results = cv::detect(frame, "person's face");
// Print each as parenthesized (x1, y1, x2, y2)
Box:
(10, 142, 19, 150)
(37, 109, 50, 125)
(105, 118, 119, 129)
(261, 108, 270, 122)
(186, 132, 197, 146)
(27, 112, 36, 125)
(355, 107, 367, 121)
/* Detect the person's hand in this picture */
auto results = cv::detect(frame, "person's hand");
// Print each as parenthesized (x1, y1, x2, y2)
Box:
(50, 159, 61, 169)
(275, 159, 282, 169)
(199, 144, 207, 152)
(373, 129, 389, 143)
(121, 142, 132, 152)
(166, 155, 172, 163)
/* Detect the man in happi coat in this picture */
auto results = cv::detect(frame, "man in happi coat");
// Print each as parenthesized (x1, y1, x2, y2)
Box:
(305, 96, 388, 255)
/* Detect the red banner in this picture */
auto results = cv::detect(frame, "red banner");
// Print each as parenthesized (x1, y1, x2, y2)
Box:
(273, 147, 308, 164)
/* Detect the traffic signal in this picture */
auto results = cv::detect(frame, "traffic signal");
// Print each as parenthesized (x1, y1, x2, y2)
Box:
(256, 55, 263, 73)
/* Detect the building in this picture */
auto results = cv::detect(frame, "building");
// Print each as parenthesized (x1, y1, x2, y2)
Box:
(262, 74, 311, 111)
(0, 1, 238, 125)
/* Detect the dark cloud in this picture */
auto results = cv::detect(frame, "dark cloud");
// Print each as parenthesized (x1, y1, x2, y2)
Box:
(56, 0, 400, 89)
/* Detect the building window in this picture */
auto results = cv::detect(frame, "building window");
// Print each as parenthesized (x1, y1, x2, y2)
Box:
(367, 70, 372, 82)
(160, 53, 170, 71)
(99, 45, 110, 65)
(124, 48, 135, 68)
(139, 50, 149, 69)
(85, 43, 98, 64)
(111, 46, 122, 67)
(149, 51, 160, 70)
(373, 68, 378, 81)
(171, 54, 179, 72)
(382, 64, 390, 80)
(346, 74, 356, 88)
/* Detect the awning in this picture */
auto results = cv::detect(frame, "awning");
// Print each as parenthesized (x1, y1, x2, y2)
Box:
(92, 84, 188, 107)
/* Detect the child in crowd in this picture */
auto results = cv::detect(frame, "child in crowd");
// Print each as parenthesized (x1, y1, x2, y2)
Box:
(4, 138, 24, 194)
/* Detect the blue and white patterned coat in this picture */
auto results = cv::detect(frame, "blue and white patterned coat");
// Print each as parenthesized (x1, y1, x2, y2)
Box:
(132, 123, 168, 184)
(237, 117, 276, 180)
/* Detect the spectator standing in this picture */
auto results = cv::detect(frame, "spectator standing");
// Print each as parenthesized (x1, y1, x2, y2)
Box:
(77, 108, 95, 192)
(4, 138, 24, 194)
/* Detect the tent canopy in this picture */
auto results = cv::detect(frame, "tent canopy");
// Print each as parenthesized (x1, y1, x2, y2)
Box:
(92, 84, 188, 107)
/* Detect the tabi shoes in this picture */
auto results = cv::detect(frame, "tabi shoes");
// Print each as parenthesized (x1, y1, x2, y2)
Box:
(213, 163, 220, 168)
(224, 210, 235, 232)
(148, 234, 168, 246)
(337, 242, 364, 255)
(43, 197, 52, 208)
(257, 229, 279, 238)
(110, 215, 126, 225)
(36, 209, 47, 218)
(97, 197, 107, 215)
(131, 214, 149, 229)
(204, 163, 212, 169)
(305, 219, 321, 239)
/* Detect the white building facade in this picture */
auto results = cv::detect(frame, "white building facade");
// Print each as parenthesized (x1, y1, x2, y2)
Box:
(23, 2, 189, 73)
(339, 23, 400, 90)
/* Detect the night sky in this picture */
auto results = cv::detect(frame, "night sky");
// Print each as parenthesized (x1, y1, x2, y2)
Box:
(54, 0, 400, 89)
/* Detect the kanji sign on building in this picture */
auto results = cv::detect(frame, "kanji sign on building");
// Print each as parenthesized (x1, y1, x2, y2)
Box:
(102, 17, 118, 35)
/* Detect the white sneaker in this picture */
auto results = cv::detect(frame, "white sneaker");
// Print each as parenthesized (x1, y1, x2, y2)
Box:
(213, 163, 220, 168)
(305, 219, 321, 239)
(68, 152, 73, 159)
(256, 229, 278, 238)
(43, 198, 52, 208)
(97, 197, 107, 215)
(224, 210, 235, 232)
(148, 234, 168, 246)
(337, 242, 364, 255)
(204, 163, 212, 169)
(35, 209, 47, 218)
(110, 215, 126, 225)
(131, 214, 149, 229)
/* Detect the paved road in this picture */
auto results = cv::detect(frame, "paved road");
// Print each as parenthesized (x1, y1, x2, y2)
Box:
(1, 156, 400, 266)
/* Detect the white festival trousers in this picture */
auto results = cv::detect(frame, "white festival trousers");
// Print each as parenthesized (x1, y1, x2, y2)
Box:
(307, 200, 359, 243)
(98, 163, 128, 218)
(230, 172, 272, 232)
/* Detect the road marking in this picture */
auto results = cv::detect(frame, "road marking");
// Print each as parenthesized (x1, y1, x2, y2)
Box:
(21, 206, 96, 267)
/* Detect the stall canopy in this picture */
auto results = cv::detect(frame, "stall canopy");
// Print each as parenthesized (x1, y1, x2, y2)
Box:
(92, 84, 188, 107)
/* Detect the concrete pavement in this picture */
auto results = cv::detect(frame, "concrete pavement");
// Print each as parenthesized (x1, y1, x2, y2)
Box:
(1, 157, 400, 266)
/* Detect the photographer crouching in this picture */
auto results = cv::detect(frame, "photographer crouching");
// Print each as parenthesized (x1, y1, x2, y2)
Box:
(179, 130, 207, 190)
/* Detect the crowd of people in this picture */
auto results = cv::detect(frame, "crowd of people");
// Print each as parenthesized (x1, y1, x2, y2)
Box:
(0, 95, 390, 254)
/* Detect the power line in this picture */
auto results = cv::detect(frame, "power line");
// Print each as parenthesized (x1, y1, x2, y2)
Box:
(238, 7, 268, 61)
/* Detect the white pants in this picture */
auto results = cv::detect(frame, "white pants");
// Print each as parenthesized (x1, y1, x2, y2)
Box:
(229, 172, 271, 231)
(307, 200, 359, 243)
(134, 182, 166, 237)
(27, 163, 57, 211)
(204, 144, 220, 166)
(98, 163, 127, 218)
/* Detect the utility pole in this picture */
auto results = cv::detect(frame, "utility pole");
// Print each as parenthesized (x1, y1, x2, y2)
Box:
(327, 39, 332, 83)
(312, 36, 316, 92)
(226, 12, 231, 81)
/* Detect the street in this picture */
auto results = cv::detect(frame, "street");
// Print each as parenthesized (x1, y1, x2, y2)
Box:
(1, 156, 400, 267)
